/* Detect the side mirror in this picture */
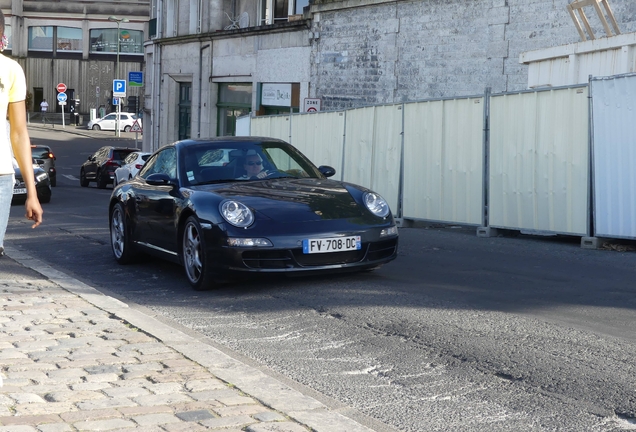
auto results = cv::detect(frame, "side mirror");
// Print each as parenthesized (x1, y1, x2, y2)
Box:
(318, 165, 336, 178)
(146, 173, 177, 186)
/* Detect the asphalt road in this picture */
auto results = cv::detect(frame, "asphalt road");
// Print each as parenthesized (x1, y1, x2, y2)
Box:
(6, 126, 636, 432)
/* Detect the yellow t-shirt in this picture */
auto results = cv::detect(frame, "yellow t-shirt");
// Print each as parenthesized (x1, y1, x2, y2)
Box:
(0, 54, 27, 175)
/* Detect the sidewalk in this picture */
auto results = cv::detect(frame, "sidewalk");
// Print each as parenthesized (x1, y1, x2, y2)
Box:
(27, 122, 143, 142)
(0, 247, 378, 432)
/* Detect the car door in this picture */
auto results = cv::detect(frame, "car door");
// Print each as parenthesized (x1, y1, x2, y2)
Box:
(101, 114, 117, 130)
(119, 152, 138, 180)
(85, 147, 107, 179)
(135, 147, 179, 254)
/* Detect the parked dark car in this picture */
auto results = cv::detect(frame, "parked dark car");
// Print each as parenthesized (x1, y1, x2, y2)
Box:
(80, 146, 136, 189)
(30, 144, 57, 187)
(12, 158, 52, 204)
(109, 137, 399, 290)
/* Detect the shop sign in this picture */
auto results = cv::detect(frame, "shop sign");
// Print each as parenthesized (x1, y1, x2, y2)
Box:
(262, 83, 291, 107)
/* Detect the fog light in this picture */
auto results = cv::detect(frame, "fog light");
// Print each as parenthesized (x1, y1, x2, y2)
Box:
(380, 226, 398, 237)
(227, 238, 272, 247)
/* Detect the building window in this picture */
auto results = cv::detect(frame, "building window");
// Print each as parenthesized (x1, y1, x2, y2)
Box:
(89, 29, 144, 54)
(28, 26, 54, 51)
(217, 83, 252, 136)
(57, 27, 82, 52)
(178, 83, 192, 141)
(27, 26, 82, 53)
(260, 0, 308, 25)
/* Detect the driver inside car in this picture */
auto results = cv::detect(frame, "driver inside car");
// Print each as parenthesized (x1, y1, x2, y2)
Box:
(237, 150, 270, 180)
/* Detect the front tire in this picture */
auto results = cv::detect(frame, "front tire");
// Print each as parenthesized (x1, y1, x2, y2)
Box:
(97, 170, 108, 189)
(92, 124, 101, 131)
(124, 125, 132, 132)
(182, 216, 215, 290)
(110, 203, 137, 264)
(80, 169, 89, 187)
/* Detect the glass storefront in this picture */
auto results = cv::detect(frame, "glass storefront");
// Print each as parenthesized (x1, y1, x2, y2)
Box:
(217, 83, 252, 136)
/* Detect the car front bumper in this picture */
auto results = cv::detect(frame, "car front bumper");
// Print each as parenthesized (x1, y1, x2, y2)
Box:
(203, 224, 399, 275)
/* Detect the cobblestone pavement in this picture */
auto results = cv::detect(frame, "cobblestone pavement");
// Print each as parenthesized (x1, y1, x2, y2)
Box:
(0, 248, 376, 432)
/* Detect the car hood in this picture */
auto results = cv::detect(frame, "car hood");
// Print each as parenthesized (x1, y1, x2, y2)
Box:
(14, 166, 45, 179)
(195, 178, 368, 222)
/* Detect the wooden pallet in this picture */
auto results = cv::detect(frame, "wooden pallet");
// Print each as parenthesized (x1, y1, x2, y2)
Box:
(566, 0, 621, 41)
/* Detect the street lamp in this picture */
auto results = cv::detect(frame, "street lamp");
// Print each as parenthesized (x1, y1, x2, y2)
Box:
(108, 15, 129, 137)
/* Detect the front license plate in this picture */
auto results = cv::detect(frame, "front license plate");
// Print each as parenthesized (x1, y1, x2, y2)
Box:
(13, 188, 26, 195)
(302, 236, 361, 254)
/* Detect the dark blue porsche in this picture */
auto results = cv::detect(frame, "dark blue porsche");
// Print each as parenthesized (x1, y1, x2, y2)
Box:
(109, 137, 399, 290)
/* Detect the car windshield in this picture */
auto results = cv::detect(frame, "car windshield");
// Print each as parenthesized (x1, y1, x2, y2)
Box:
(181, 141, 324, 186)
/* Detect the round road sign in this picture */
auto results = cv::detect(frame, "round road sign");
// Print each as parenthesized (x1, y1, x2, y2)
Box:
(56, 83, 67, 93)
(307, 107, 317, 112)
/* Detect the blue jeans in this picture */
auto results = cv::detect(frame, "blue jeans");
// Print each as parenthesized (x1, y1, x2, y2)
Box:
(0, 174, 14, 249)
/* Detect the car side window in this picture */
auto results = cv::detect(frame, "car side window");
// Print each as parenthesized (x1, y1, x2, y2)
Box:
(104, 114, 116, 121)
(139, 148, 176, 179)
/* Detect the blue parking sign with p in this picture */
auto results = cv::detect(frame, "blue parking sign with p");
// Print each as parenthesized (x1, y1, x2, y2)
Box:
(113, 79, 126, 97)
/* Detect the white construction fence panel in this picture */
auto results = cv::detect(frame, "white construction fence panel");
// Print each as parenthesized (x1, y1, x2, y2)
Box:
(235, 115, 250, 136)
(489, 87, 589, 235)
(343, 105, 402, 214)
(591, 74, 636, 239)
(250, 115, 291, 142)
(402, 98, 485, 225)
(289, 111, 346, 181)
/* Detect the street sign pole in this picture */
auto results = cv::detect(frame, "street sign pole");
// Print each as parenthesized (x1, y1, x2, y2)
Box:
(57, 90, 68, 129)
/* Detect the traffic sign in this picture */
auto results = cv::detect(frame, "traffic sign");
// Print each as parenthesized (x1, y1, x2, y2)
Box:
(113, 79, 126, 97)
(57, 92, 68, 102)
(303, 98, 321, 113)
(58, 102, 67, 106)
(130, 120, 142, 133)
(56, 83, 67, 93)
(128, 72, 143, 87)
(113, 97, 120, 106)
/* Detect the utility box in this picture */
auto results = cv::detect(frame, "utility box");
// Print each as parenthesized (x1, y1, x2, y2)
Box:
(90, 108, 96, 121)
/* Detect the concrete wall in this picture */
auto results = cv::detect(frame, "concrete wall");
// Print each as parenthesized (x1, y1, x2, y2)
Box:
(151, 26, 311, 149)
(309, 0, 636, 110)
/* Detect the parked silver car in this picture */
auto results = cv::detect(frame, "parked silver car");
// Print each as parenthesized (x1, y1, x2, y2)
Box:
(87, 113, 142, 132)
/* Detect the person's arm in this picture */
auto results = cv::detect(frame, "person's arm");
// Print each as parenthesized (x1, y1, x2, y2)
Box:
(9, 100, 43, 228)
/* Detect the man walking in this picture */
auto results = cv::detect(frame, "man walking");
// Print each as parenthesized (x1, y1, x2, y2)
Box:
(40, 99, 48, 124)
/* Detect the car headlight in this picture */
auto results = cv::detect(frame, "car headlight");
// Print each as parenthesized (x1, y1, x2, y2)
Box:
(35, 172, 48, 183)
(363, 192, 390, 218)
(220, 200, 254, 228)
